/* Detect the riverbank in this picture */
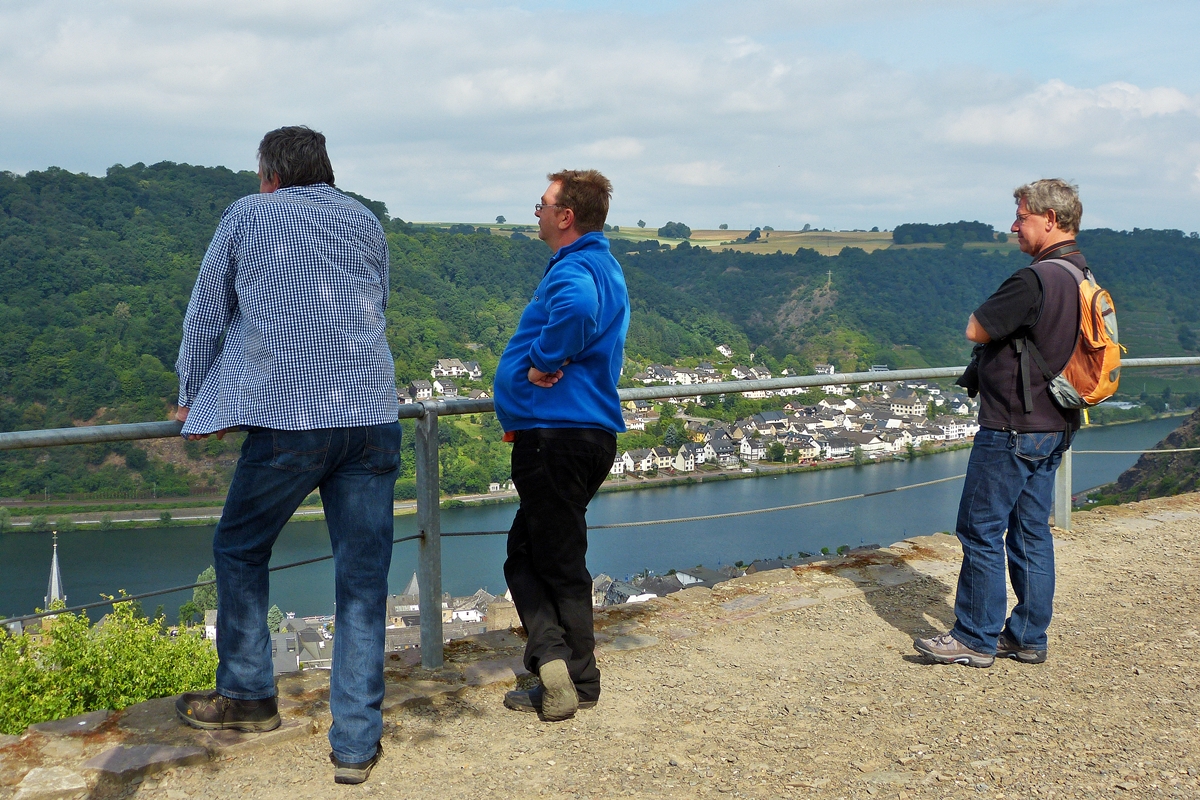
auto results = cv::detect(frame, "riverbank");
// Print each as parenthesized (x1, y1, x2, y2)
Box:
(0, 442, 975, 529)
(1, 409, 1186, 532)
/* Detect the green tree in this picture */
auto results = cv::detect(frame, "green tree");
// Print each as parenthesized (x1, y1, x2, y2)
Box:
(177, 601, 200, 628)
(906, 441, 917, 459)
(496, 215, 506, 224)
(637, 220, 646, 228)
(657, 221, 691, 239)
(852, 446, 865, 466)
(766, 442, 786, 462)
(158, 511, 172, 526)
(0, 597, 217, 735)
(719, 224, 728, 230)
(0, 508, 10, 533)
(29, 514, 49, 532)
(267, 605, 285, 633)
(193, 566, 217, 612)
(663, 424, 684, 449)
(99, 514, 114, 530)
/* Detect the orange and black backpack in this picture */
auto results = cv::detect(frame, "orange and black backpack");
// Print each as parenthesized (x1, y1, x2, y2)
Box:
(1019, 259, 1124, 410)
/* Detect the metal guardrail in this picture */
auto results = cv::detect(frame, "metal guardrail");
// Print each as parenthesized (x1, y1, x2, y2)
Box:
(2, 357, 1198, 666)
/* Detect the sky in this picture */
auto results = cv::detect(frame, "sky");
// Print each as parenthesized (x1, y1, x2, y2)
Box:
(1, 0, 1198, 232)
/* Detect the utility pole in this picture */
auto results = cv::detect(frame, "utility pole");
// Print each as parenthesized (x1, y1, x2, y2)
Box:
(826, 270, 833, 288)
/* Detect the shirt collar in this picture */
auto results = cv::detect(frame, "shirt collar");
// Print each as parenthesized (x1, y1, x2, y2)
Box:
(545, 231, 608, 273)
(1031, 239, 1080, 263)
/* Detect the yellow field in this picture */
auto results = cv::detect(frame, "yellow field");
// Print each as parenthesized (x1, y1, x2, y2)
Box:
(418, 222, 1021, 257)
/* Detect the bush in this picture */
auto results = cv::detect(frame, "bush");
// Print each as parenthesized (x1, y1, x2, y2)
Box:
(99, 514, 114, 531)
(0, 598, 217, 735)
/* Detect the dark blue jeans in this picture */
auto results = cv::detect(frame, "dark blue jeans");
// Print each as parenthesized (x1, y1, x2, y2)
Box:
(212, 423, 401, 763)
(951, 427, 1069, 654)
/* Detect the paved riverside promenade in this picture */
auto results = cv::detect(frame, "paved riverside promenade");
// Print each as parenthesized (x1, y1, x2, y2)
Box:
(4, 493, 1200, 799)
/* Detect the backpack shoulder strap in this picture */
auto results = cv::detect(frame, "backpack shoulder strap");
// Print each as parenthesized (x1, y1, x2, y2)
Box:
(1013, 336, 1056, 414)
(1040, 257, 1088, 285)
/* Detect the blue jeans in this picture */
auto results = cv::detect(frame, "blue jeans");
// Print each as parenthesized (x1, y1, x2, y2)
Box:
(951, 427, 1068, 654)
(212, 423, 401, 763)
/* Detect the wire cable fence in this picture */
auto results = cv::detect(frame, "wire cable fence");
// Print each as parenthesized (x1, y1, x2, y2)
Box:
(3, 357, 1199, 667)
(1, 473, 973, 627)
(8, 442, 1195, 626)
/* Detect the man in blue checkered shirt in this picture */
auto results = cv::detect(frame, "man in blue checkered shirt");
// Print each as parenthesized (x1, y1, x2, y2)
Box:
(173, 126, 399, 786)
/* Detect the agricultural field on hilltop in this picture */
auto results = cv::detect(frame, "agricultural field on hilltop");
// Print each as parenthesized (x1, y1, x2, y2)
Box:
(610, 227, 897, 256)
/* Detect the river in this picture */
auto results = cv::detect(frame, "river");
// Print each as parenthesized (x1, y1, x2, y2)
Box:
(0, 415, 1186, 621)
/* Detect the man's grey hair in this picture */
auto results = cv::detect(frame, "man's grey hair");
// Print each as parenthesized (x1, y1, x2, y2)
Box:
(1014, 179, 1082, 234)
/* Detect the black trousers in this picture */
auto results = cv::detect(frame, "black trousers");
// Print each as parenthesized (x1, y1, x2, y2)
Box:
(504, 428, 616, 703)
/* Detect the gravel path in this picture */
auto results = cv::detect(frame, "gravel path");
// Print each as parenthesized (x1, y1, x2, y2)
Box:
(126, 494, 1200, 799)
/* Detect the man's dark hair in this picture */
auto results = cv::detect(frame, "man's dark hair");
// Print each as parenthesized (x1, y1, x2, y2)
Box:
(547, 169, 612, 233)
(258, 126, 335, 188)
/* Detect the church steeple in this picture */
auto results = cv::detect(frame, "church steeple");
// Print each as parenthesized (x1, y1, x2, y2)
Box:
(45, 531, 66, 609)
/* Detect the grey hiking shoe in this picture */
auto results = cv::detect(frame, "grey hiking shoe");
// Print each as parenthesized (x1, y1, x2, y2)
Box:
(175, 690, 280, 732)
(536, 659, 579, 721)
(504, 684, 598, 714)
(331, 743, 382, 785)
(996, 630, 1048, 664)
(913, 632, 994, 668)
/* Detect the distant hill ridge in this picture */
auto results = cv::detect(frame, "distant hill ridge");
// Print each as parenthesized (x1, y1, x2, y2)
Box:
(3, 161, 1200, 499)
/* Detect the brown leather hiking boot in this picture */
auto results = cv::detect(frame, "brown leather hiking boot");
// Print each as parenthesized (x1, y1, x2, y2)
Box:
(331, 744, 383, 785)
(503, 684, 598, 714)
(996, 630, 1048, 664)
(536, 659, 579, 721)
(913, 632, 994, 668)
(175, 690, 280, 732)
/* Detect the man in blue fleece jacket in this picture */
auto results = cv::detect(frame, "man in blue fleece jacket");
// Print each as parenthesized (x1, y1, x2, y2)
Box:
(494, 169, 630, 722)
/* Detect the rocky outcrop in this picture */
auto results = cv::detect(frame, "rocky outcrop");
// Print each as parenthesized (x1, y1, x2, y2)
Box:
(1111, 408, 1200, 500)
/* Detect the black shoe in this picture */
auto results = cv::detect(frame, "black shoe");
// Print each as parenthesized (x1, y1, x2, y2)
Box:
(996, 630, 1048, 664)
(331, 743, 382, 785)
(175, 690, 281, 732)
(503, 684, 598, 714)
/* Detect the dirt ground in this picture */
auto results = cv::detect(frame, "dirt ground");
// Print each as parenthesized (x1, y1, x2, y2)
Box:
(14, 493, 1200, 799)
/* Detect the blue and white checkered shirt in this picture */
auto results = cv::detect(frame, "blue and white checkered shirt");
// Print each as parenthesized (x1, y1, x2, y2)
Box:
(176, 184, 399, 434)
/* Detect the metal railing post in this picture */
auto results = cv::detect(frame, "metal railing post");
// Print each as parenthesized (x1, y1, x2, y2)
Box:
(414, 406, 444, 668)
(1054, 446, 1073, 530)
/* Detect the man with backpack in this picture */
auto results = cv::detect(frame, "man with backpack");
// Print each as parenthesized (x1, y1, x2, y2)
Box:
(915, 179, 1091, 668)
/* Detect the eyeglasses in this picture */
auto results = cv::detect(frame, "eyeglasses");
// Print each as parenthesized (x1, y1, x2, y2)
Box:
(535, 203, 568, 213)
(1014, 212, 1035, 224)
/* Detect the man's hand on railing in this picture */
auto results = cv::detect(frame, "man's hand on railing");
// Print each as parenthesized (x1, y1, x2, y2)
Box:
(175, 406, 232, 441)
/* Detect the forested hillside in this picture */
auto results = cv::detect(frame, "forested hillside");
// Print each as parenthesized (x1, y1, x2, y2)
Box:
(1, 162, 1197, 499)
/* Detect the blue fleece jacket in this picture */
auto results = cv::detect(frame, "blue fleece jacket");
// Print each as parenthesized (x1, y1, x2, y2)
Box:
(493, 232, 630, 434)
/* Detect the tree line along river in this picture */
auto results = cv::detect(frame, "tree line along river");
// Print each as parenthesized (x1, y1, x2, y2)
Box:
(0, 416, 1185, 621)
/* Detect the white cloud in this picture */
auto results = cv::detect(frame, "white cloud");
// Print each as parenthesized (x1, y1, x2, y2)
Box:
(582, 138, 646, 160)
(659, 161, 728, 187)
(942, 80, 1198, 148)
(0, 1, 1198, 231)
